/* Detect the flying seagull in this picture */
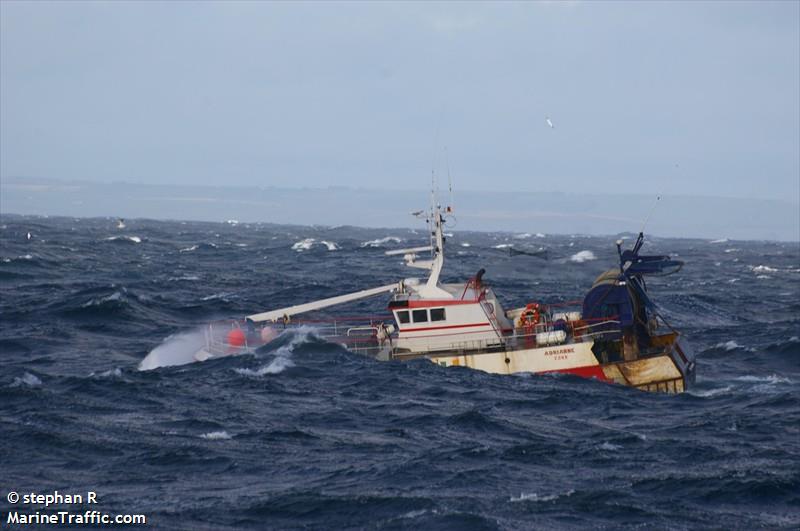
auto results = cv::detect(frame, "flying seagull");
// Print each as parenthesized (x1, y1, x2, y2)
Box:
(545, 116, 555, 129)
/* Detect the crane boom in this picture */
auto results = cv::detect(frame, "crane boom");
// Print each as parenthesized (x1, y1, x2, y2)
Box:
(246, 283, 400, 323)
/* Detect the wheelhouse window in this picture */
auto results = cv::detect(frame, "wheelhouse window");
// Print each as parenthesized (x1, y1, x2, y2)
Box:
(412, 309, 428, 323)
(396, 310, 410, 324)
(430, 308, 446, 322)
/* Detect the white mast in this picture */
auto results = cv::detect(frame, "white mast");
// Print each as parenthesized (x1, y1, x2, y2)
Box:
(383, 180, 452, 298)
(418, 192, 451, 298)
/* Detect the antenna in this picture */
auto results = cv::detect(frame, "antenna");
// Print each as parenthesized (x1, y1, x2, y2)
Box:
(445, 146, 454, 215)
(641, 195, 661, 234)
(430, 107, 444, 199)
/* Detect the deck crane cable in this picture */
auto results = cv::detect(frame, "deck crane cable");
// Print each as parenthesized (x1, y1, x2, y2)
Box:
(641, 194, 662, 234)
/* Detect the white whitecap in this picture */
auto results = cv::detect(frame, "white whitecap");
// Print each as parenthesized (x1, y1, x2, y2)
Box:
(715, 340, 742, 351)
(398, 509, 429, 520)
(570, 250, 596, 263)
(201, 292, 233, 301)
(11, 372, 42, 388)
(233, 331, 312, 377)
(291, 238, 316, 251)
(597, 442, 622, 451)
(461, 243, 471, 247)
(200, 431, 232, 440)
(709, 238, 729, 244)
(361, 236, 403, 248)
(292, 238, 338, 251)
(493, 243, 513, 249)
(689, 385, 732, 398)
(180, 245, 199, 253)
(90, 368, 123, 379)
(751, 265, 777, 273)
(82, 291, 123, 308)
(510, 489, 574, 503)
(235, 355, 294, 376)
(105, 235, 142, 243)
(735, 374, 792, 385)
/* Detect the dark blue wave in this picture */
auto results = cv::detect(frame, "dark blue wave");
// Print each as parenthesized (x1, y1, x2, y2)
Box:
(1, 215, 799, 530)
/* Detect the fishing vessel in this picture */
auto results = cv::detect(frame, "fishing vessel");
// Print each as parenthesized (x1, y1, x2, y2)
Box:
(183, 196, 696, 393)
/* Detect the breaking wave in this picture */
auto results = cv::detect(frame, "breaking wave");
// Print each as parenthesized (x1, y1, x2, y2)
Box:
(233, 329, 316, 377)
(291, 238, 339, 251)
(234, 354, 294, 376)
(570, 250, 596, 263)
(714, 340, 745, 351)
(360, 236, 403, 248)
(105, 235, 142, 243)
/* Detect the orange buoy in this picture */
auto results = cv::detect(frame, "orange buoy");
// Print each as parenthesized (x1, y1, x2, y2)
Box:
(227, 328, 246, 347)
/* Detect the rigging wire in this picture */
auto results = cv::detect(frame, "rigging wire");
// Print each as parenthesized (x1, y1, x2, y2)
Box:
(640, 194, 661, 234)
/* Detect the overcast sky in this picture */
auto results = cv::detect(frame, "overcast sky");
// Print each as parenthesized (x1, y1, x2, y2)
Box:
(1, 1, 798, 202)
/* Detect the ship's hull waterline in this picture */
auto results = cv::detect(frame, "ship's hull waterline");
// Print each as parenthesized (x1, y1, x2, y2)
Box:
(393, 333, 695, 394)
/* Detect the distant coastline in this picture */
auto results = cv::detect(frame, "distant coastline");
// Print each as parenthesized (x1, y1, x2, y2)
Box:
(2, 177, 798, 242)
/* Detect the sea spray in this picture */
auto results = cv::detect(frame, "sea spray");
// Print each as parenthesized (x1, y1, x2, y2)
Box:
(138, 328, 209, 370)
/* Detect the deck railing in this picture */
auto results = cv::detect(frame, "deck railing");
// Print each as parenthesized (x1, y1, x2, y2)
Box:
(200, 314, 624, 359)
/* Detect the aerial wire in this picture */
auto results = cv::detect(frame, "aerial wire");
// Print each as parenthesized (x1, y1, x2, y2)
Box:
(641, 195, 661, 234)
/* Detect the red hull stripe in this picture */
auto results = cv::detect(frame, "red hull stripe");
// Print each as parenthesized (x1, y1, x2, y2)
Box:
(540, 365, 610, 381)
(401, 322, 492, 333)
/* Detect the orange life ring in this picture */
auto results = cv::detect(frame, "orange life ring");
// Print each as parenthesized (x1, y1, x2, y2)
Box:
(517, 303, 541, 328)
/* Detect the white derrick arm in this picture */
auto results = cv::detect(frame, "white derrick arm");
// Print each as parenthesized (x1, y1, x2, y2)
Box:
(385, 245, 432, 256)
(246, 283, 400, 323)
